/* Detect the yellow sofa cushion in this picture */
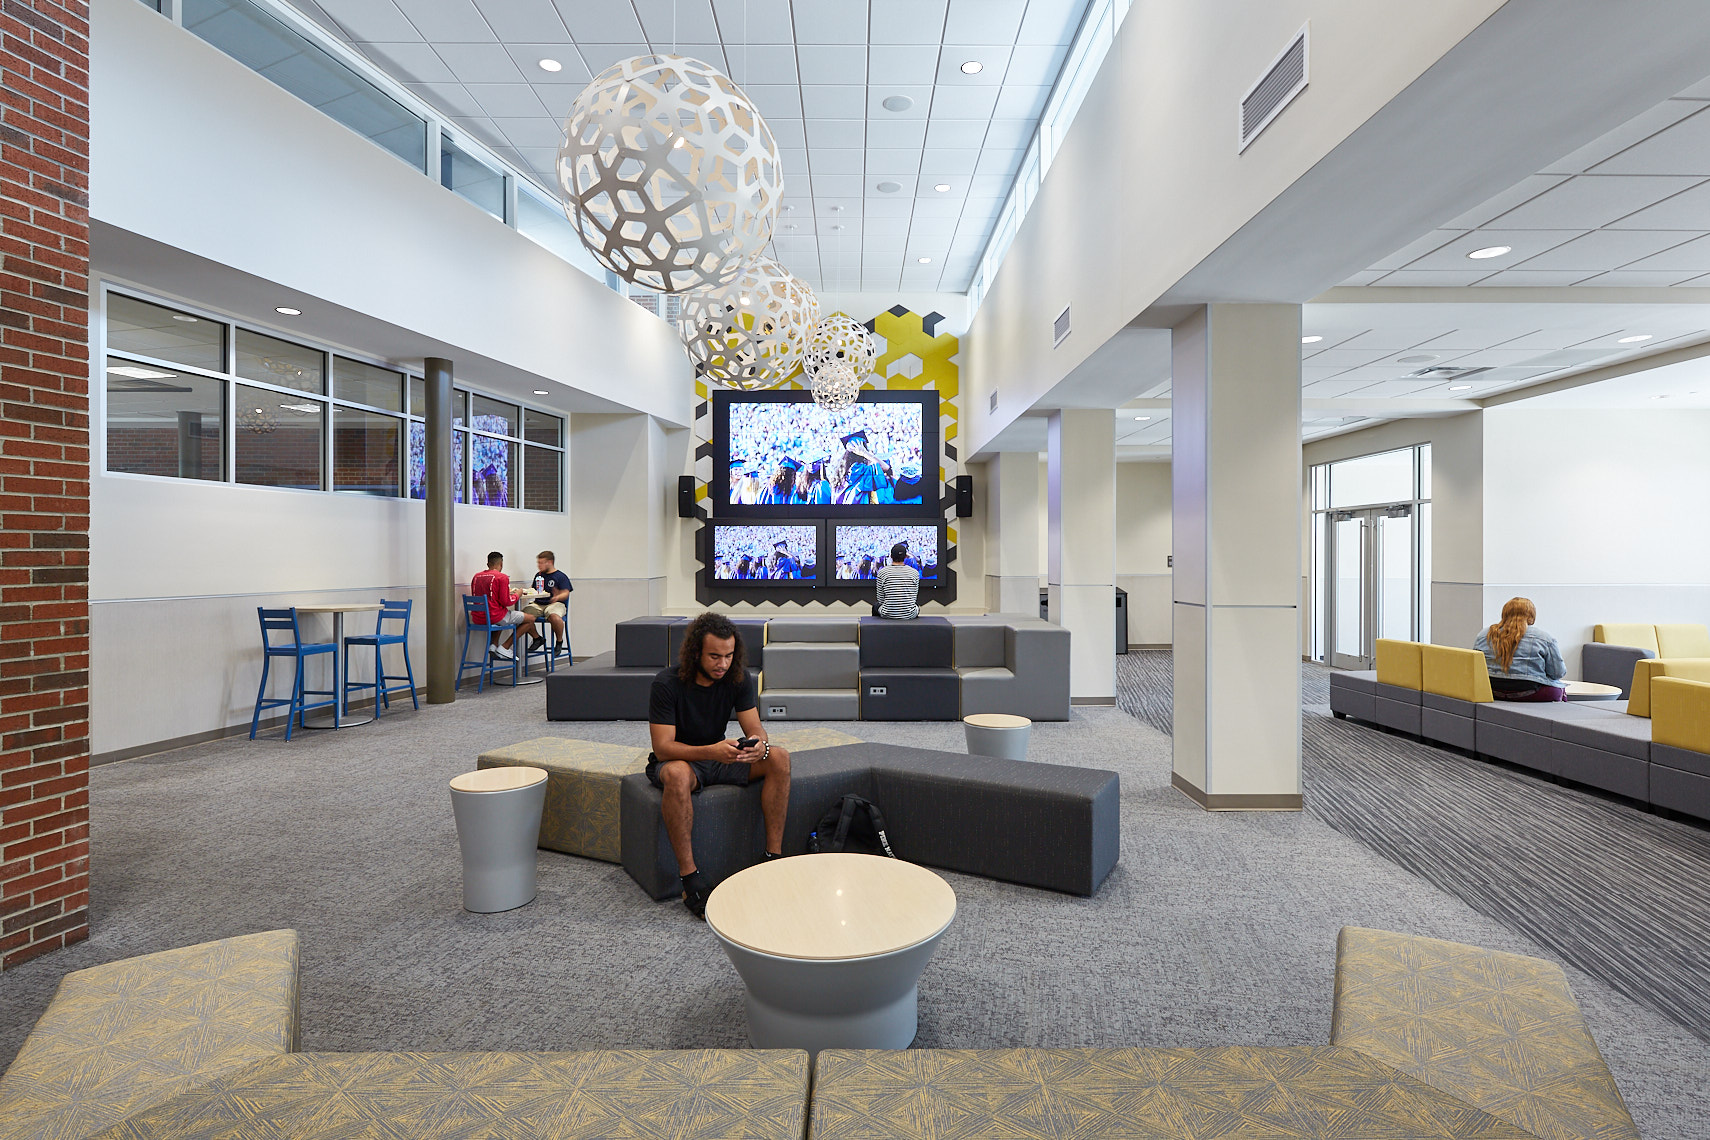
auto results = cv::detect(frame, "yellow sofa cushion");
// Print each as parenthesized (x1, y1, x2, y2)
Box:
(1421, 644, 1494, 703)
(1593, 624, 1660, 655)
(1374, 639, 1423, 689)
(1655, 623, 1710, 658)
(1651, 677, 1710, 754)
(1626, 658, 1710, 718)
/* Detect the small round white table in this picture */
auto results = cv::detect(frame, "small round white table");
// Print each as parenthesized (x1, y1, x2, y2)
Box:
(1566, 681, 1623, 701)
(705, 853, 956, 1055)
(964, 712, 1033, 761)
(449, 766, 547, 913)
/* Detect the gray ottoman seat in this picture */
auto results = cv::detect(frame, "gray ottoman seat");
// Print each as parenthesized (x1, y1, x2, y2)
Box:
(545, 651, 657, 720)
(859, 616, 952, 667)
(859, 668, 960, 720)
(1328, 670, 1376, 721)
(1371, 681, 1422, 735)
(1420, 692, 1476, 751)
(1552, 707, 1651, 800)
(621, 742, 1119, 900)
(1652, 743, 1710, 818)
(1472, 702, 1602, 776)
(950, 615, 1070, 722)
(761, 618, 860, 722)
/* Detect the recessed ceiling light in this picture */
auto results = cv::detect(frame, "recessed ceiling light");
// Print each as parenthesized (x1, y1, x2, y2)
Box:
(880, 94, 913, 112)
(1134, 415, 1151, 421)
(1618, 334, 1653, 343)
(933, 183, 951, 192)
(876, 180, 901, 193)
(533, 390, 549, 395)
(959, 60, 983, 74)
(1448, 384, 1473, 392)
(171, 314, 198, 322)
(1397, 354, 1438, 364)
(917, 257, 931, 264)
(1466, 245, 1512, 260)
(1301, 335, 1323, 344)
(538, 58, 562, 72)
(274, 306, 301, 316)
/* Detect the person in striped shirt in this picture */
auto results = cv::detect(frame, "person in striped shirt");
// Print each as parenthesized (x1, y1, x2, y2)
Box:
(873, 542, 921, 620)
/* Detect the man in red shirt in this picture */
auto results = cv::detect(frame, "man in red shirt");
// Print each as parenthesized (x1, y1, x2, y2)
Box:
(470, 551, 536, 660)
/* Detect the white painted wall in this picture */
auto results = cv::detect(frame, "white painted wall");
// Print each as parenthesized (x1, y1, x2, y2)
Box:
(1117, 462, 1171, 646)
(1480, 406, 1710, 675)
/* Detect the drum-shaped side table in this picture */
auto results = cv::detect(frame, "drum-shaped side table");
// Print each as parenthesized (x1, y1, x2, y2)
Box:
(964, 712, 1033, 761)
(706, 853, 956, 1056)
(449, 766, 547, 913)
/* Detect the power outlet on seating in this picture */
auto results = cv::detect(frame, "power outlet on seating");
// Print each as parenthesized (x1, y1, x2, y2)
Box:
(769, 705, 787, 717)
(868, 685, 887, 696)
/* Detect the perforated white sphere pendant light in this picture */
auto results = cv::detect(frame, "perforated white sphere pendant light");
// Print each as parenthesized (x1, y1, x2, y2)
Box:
(681, 257, 819, 390)
(810, 361, 862, 413)
(803, 313, 878, 378)
(557, 54, 783, 294)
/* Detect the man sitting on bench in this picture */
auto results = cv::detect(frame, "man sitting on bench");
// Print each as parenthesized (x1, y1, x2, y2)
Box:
(646, 612, 792, 918)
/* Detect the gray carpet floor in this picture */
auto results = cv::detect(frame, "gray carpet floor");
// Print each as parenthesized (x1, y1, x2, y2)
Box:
(4, 680, 1709, 1139)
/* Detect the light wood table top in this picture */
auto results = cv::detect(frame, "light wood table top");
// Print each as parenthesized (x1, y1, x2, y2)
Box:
(1566, 680, 1623, 700)
(964, 713, 1031, 729)
(706, 853, 956, 961)
(295, 603, 384, 614)
(450, 766, 547, 793)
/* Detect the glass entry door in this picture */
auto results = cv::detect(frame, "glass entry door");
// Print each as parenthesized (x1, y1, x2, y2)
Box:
(1325, 504, 1414, 670)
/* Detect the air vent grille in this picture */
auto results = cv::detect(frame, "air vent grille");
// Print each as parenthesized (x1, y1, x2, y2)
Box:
(1405, 365, 1491, 381)
(989, 390, 999, 413)
(1239, 27, 1308, 153)
(1053, 305, 1072, 346)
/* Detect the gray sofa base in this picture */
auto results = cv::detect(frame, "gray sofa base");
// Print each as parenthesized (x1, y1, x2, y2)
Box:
(619, 743, 1120, 901)
(545, 653, 655, 720)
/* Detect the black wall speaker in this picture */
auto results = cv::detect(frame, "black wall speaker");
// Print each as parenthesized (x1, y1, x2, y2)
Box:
(677, 475, 697, 518)
(954, 474, 973, 517)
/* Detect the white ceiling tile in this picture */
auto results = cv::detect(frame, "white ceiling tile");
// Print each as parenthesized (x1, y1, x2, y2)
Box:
(863, 231, 907, 251)
(1439, 175, 1568, 230)
(745, 83, 803, 116)
(512, 146, 557, 174)
(981, 118, 1035, 149)
(1572, 269, 1710, 287)
(465, 82, 550, 118)
(863, 216, 913, 234)
(919, 149, 979, 175)
(632, 0, 720, 42)
(574, 43, 650, 75)
(435, 42, 526, 82)
(973, 148, 1023, 177)
(393, 0, 494, 41)
(512, 48, 592, 84)
(1017, 0, 1088, 45)
(1591, 105, 1710, 176)
(1368, 270, 1495, 287)
(711, 0, 795, 43)
(1003, 44, 1067, 87)
(937, 45, 1012, 85)
(551, 0, 644, 41)
(967, 173, 1011, 195)
(1542, 100, 1703, 174)
(1676, 78, 1710, 100)
(863, 197, 917, 216)
(797, 45, 867, 85)
(1301, 348, 1390, 368)
(470, 0, 566, 42)
(802, 85, 868, 118)
(1368, 230, 1464, 271)
(404, 81, 483, 118)
(492, 117, 568, 149)
(1490, 175, 1704, 229)
(944, 0, 1025, 43)
(806, 119, 865, 148)
(1302, 380, 1373, 398)
(812, 173, 865, 196)
(1400, 229, 1585, 270)
(769, 117, 807, 147)
(1338, 270, 1388, 287)
(1604, 178, 1710, 229)
(867, 148, 923, 175)
(809, 149, 865, 175)
(771, 236, 820, 251)
(869, 44, 940, 85)
(869, 0, 948, 44)
(930, 85, 1000, 118)
(778, 146, 810, 175)
(1511, 229, 1694, 271)
(924, 118, 988, 148)
(361, 41, 454, 82)
(727, 45, 799, 84)
(812, 196, 862, 214)
(791, 0, 870, 44)
(991, 83, 1051, 118)
(1614, 232, 1710, 272)
(912, 196, 968, 217)
(863, 270, 904, 289)
(865, 118, 927, 148)
(1472, 271, 1601, 288)
(320, 0, 418, 42)
(672, 43, 731, 70)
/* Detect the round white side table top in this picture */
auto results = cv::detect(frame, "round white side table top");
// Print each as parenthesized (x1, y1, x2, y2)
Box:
(706, 853, 956, 961)
(963, 713, 1031, 729)
(450, 766, 547, 793)
(1565, 681, 1622, 701)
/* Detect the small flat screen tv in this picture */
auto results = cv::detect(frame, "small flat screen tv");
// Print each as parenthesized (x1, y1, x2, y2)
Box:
(833, 522, 943, 583)
(713, 389, 939, 518)
(709, 523, 821, 583)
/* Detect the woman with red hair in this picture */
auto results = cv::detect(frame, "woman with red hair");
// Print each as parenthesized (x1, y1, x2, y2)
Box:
(1474, 597, 1568, 701)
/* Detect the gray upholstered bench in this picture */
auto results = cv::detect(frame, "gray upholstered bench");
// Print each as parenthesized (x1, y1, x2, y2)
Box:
(620, 742, 1119, 901)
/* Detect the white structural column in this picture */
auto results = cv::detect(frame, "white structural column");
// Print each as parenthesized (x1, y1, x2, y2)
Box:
(569, 413, 668, 658)
(1048, 409, 1116, 703)
(983, 451, 1044, 616)
(1171, 305, 1302, 810)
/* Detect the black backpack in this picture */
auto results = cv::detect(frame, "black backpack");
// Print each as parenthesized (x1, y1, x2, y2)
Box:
(806, 795, 897, 858)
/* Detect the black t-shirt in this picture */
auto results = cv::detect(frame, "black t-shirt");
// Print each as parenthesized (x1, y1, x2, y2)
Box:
(531, 569, 573, 597)
(648, 668, 758, 748)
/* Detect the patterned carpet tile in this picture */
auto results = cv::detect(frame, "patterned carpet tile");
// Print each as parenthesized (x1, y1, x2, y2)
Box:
(0, 930, 299, 1140)
(92, 1050, 810, 1140)
(808, 1047, 1534, 1139)
(1333, 928, 1639, 1140)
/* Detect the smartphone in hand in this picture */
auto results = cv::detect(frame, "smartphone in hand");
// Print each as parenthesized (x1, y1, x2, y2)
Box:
(736, 736, 759, 750)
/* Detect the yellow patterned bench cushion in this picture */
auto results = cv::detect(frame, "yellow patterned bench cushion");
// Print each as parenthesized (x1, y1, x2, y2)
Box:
(1374, 638, 1423, 689)
(1624, 657, 1710, 718)
(92, 1050, 810, 1140)
(1655, 622, 1710, 658)
(1422, 644, 1494, 703)
(808, 1046, 1531, 1139)
(479, 729, 863, 862)
(1650, 676, 1710, 754)
(1331, 927, 1637, 1140)
(0, 930, 300, 1140)
(1592, 623, 1660, 655)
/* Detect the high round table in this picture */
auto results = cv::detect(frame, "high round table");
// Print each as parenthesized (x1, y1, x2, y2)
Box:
(705, 853, 956, 1056)
(294, 602, 383, 727)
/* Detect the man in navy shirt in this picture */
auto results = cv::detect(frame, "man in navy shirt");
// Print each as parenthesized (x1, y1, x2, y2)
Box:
(524, 550, 573, 656)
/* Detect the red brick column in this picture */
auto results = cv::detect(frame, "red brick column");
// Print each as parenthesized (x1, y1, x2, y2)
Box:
(0, 0, 91, 970)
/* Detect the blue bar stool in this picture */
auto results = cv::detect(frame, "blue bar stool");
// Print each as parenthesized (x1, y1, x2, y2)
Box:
(251, 608, 338, 741)
(343, 598, 418, 718)
(458, 595, 500, 693)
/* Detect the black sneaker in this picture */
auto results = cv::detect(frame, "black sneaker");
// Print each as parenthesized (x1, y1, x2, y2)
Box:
(528, 635, 546, 652)
(681, 870, 709, 920)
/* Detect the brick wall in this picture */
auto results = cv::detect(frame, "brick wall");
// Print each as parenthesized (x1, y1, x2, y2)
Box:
(0, 0, 92, 970)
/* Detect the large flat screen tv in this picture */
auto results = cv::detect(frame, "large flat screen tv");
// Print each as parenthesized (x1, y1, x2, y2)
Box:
(708, 522, 821, 583)
(832, 522, 943, 583)
(713, 389, 939, 518)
